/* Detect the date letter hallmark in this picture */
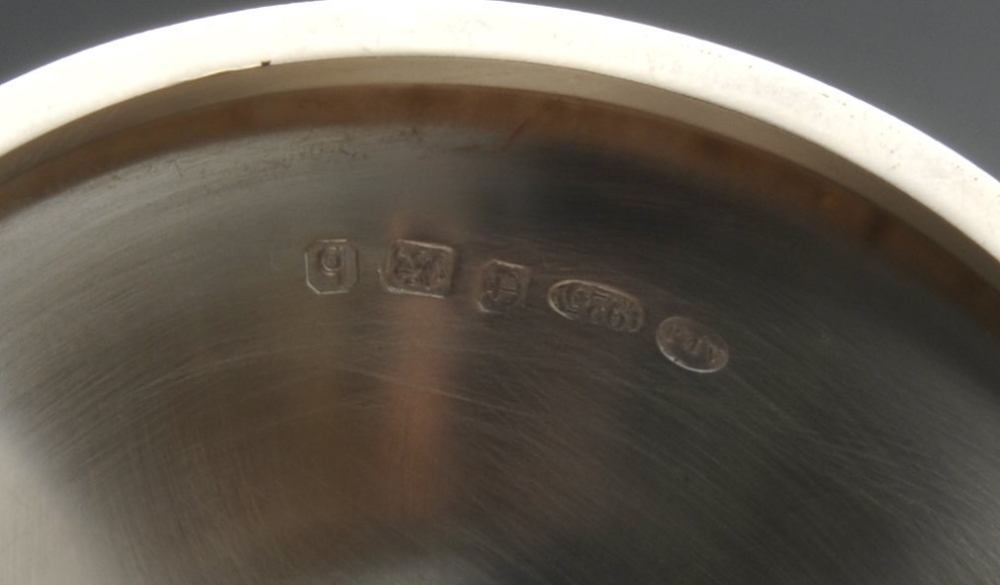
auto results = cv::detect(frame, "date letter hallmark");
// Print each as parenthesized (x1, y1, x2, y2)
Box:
(477, 261, 531, 314)
(382, 239, 456, 298)
(305, 240, 358, 295)
(547, 280, 644, 333)
(656, 316, 729, 373)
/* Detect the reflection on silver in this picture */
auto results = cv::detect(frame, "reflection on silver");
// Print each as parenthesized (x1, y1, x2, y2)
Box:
(2, 85, 1000, 585)
(656, 316, 729, 373)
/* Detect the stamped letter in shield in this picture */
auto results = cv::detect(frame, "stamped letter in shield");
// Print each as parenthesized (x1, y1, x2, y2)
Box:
(305, 239, 358, 295)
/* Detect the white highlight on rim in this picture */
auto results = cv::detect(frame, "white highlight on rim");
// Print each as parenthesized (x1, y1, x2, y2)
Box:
(0, 0, 997, 285)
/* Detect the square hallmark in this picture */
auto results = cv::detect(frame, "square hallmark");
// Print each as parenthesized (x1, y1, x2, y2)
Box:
(383, 239, 456, 298)
(477, 260, 530, 313)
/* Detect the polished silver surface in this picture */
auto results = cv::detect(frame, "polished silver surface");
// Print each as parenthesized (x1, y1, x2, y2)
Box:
(2, 85, 1000, 584)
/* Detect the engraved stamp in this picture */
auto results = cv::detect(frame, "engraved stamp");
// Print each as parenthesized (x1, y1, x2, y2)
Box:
(656, 316, 729, 373)
(477, 260, 531, 313)
(383, 239, 456, 298)
(305, 239, 358, 295)
(547, 280, 644, 332)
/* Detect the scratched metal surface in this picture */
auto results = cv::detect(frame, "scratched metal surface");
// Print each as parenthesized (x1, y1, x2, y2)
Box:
(2, 86, 1000, 584)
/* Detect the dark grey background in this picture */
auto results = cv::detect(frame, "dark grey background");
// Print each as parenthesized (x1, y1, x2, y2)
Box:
(2, 0, 998, 177)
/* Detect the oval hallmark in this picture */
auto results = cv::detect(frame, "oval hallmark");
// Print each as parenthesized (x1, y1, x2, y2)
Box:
(656, 316, 729, 373)
(547, 280, 644, 333)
